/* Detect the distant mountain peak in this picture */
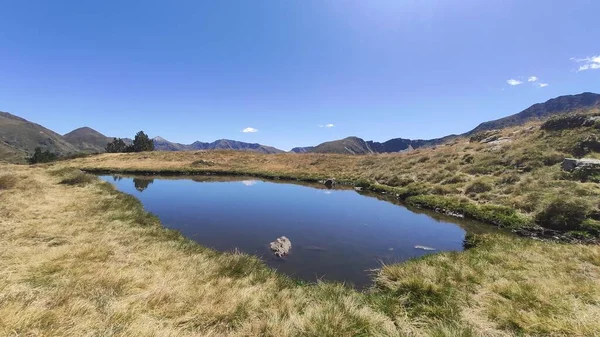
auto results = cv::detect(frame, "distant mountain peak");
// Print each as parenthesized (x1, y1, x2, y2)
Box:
(64, 126, 106, 138)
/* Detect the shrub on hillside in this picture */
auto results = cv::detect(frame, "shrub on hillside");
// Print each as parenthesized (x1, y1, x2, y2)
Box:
(59, 172, 95, 186)
(28, 147, 58, 164)
(0, 175, 18, 190)
(573, 134, 600, 156)
(542, 152, 565, 166)
(441, 174, 468, 185)
(465, 180, 493, 194)
(535, 198, 590, 231)
(498, 173, 520, 185)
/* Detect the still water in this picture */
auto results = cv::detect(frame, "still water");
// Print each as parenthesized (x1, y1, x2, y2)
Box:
(100, 175, 493, 288)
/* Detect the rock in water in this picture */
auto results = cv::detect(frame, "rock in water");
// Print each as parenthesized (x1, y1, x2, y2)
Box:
(324, 178, 336, 187)
(414, 245, 436, 251)
(270, 236, 292, 257)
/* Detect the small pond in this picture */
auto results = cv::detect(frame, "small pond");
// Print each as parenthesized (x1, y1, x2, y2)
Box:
(100, 175, 498, 288)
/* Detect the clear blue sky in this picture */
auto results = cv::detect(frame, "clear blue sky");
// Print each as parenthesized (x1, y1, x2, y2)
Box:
(1, 1, 598, 150)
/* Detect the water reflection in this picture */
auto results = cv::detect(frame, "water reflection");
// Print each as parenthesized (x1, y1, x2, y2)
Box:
(241, 180, 258, 186)
(133, 178, 154, 192)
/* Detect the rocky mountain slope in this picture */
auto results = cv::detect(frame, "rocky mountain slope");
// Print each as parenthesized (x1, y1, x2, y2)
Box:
(302, 92, 600, 154)
(290, 146, 315, 153)
(153, 137, 284, 154)
(466, 92, 600, 135)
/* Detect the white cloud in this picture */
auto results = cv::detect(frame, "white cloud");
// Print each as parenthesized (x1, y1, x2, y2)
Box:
(318, 124, 335, 128)
(528, 76, 538, 82)
(571, 55, 600, 71)
(242, 127, 258, 133)
(507, 79, 522, 86)
(536, 83, 549, 88)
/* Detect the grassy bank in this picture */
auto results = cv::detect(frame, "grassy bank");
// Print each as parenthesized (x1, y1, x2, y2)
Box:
(1, 165, 599, 336)
(60, 109, 600, 239)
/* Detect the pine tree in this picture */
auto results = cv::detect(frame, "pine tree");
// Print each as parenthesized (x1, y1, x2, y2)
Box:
(133, 131, 155, 152)
(28, 147, 58, 164)
(105, 138, 127, 153)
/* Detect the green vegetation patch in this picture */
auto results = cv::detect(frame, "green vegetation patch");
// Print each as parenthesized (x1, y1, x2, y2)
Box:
(407, 195, 530, 228)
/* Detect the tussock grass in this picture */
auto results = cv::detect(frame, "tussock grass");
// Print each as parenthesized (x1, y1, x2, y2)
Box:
(0, 173, 18, 189)
(376, 234, 600, 336)
(1, 164, 599, 336)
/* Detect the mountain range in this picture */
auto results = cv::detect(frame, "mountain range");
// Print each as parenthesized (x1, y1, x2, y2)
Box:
(291, 92, 600, 154)
(1, 92, 599, 163)
(152, 137, 284, 154)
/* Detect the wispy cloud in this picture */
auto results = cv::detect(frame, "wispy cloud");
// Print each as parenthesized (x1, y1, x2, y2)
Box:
(242, 127, 258, 133)
(318, 124, 335, 128)
(571, 55, 600, 71)
(506, 76, 548, 88)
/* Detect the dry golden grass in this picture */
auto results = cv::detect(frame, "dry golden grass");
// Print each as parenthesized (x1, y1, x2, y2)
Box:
(0, 165, 403, 337)
(1, 165, 600, 336)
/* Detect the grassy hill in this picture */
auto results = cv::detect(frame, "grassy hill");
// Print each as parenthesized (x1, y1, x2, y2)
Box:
(63, 127, 115, 153)
(0, 111, 80, 163)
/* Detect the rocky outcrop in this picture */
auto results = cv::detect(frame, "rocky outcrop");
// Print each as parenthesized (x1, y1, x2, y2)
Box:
(561, 158, 600, 172)
(542, 114, 600, 131)
(323, 178, 336, 187)
(270, 236, 292, 257)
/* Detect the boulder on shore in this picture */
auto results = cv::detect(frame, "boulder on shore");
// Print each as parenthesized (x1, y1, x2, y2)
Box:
(324, 178, 336, 187)
(270, 236, 292, 257)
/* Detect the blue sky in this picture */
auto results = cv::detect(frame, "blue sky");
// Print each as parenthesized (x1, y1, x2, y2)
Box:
(1, 1, 598, 150)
